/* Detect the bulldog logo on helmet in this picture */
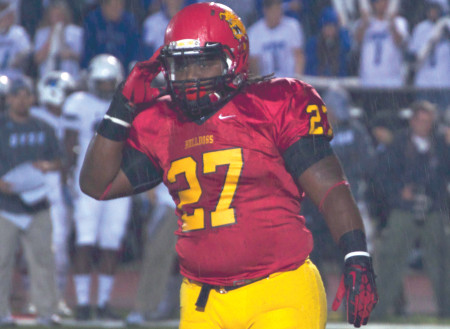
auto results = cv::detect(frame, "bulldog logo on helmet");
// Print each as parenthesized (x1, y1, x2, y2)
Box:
(219, 11, 246, 41)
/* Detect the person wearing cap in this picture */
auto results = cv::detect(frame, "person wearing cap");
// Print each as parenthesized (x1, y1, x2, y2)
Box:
(0, 75, 61, 326)
(305, 6, 352, 77)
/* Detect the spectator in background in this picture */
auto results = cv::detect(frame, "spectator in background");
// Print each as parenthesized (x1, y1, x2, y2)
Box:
(366, 110, 402, 231)
(34, 0, 83, 82)
(401, 0, 449, 29)
(305, 6, 352, 77)
(0, 76, 61, 326)
(124, 0, 155, 29)
(65, 0, 101, 25)
(408, 1, 450, 112)
(0, 1, 32, 76)
(81, 0, 142, 71)
(255, 0, 331, 38)
(197, 0, 258, 26)
(255, 0, 303, 21)
(142, 0, 185, 60)
(371, 100, 450, 319)
(354, 0, 409, 88)
(19, 0, 45, 40)
(248, 0, 305, 77)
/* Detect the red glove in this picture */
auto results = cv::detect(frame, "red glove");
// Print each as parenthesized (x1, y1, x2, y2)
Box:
(122, 46, 165, 106)
(332, 255, 378, 328)
(96, 47, 165, 141)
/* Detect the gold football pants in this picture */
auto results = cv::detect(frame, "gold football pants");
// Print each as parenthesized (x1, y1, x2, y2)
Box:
(179, 259, 327, 329)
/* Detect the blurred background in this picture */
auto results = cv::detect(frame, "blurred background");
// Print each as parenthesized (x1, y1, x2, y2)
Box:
(0, 0, 449, 327)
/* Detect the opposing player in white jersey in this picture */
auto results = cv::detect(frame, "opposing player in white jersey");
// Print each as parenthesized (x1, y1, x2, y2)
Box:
(0, 1, 32, 76)
(30, 70, 77, 317)
(63, 54, 132, 321)
(354, 0, 409, 88)
(248, 0, 305, 78)
(409, 2, 450, 89)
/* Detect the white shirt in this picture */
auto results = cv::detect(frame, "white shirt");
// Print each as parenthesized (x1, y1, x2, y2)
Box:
(0, 25, 31, 75)
(358, 16, 409, 88)
(143, 11, 169, 53)
(34, 24, 83, 81)
(62, 91, 110, 193)
(409, 20, 450, 88)
(248, 16, 304, 78)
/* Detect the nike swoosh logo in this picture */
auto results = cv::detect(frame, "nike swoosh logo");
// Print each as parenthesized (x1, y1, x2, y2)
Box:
(218, 114, 236, 120)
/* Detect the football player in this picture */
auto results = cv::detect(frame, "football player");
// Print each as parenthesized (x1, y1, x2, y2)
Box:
(63, 54, 132, 321)
(30, 70, 77, 317)
(79, 3, 378, 328)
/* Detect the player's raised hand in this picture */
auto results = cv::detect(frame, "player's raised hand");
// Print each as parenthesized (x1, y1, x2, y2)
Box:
(121, 46, 165, 106)
(97, 47, 166, 141)
(332, 254, 378, 328)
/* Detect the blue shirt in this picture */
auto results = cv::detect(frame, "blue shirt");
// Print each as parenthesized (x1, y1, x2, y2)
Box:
(81, 7, 142, 70)
(305, 29, 351, 77)
(0, 113, 61, 213)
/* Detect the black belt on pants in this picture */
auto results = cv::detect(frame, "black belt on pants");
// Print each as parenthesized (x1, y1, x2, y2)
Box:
(195, 276, 268, 309)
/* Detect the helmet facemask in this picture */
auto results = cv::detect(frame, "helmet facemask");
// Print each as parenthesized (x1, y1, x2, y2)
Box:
(161, 42, 239, 120)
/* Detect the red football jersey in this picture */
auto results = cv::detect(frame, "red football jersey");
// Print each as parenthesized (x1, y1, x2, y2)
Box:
(127, 78, 333, 285)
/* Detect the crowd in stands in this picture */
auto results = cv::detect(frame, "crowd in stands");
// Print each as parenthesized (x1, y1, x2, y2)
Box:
(0, 0, 449, 325)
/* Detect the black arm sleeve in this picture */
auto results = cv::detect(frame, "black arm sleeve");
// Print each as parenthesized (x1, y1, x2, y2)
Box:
(121, 144, 163, 194)
(282, 136, 334, 178)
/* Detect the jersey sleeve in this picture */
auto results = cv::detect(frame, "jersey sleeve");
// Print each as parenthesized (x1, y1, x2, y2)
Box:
(274, 79, 333, 153)
(124, 116, 163, 193)
(121, 143, 163, 193)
